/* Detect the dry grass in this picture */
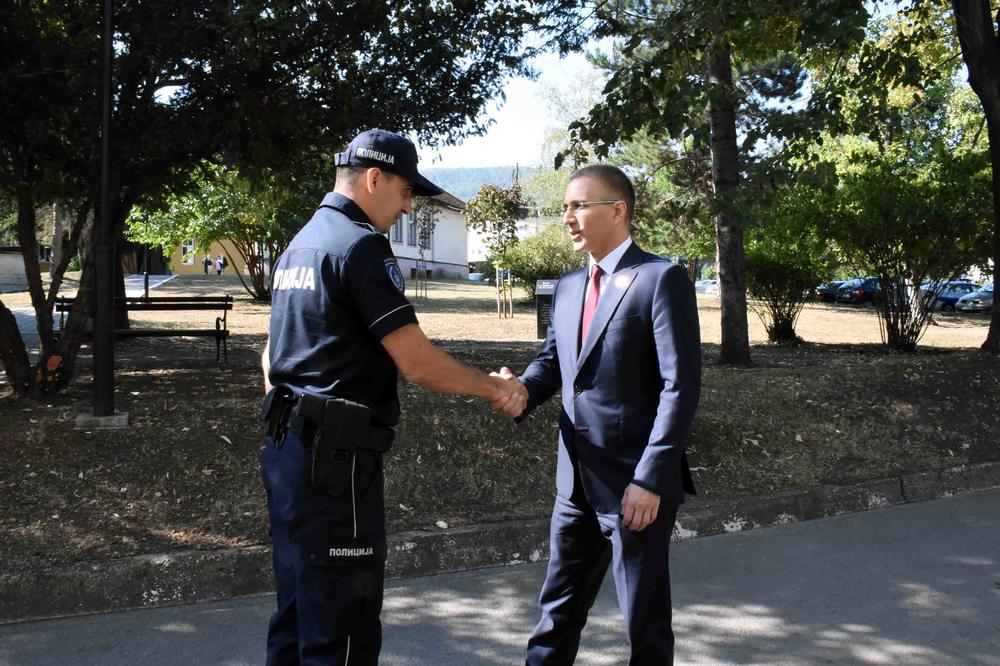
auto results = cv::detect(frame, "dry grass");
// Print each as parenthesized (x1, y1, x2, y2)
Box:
(3, 272, 991, 347)
(0, 275, 998, 573)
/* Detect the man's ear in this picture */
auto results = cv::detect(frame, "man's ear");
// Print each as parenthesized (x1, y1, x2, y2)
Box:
(364, 167, 382, 194)
(615, 200, 629, 225)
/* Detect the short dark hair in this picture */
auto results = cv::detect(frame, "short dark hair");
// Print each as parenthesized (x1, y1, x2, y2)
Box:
(568, 164, 635, 223)
(335, 165, 364, 187)
(335, 165, 398, 188)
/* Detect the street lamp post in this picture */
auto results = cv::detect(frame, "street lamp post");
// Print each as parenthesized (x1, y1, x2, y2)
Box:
(78, 0, 127, 428)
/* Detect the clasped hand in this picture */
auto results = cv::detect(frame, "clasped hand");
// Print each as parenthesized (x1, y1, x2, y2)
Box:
(488, 366, 527, 418)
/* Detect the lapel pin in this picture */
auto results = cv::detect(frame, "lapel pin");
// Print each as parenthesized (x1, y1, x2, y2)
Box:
(614, 275, 631, 289)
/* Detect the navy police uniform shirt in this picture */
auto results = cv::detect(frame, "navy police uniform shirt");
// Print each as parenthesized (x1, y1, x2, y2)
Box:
(267, 192, 416, 427)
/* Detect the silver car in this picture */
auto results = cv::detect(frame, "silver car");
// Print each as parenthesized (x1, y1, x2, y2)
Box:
(956, 283, 994, 313)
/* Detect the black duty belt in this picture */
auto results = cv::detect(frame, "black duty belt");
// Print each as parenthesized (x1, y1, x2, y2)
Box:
(262, 388, 394, 453)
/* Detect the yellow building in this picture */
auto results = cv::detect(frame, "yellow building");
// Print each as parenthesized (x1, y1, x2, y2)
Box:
(165, 239, 249, 276)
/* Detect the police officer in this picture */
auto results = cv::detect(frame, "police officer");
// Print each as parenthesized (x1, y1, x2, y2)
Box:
(260, 128, 526, 665)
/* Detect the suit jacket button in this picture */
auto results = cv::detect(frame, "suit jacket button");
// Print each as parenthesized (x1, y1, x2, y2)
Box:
(574, 385, 583, 394)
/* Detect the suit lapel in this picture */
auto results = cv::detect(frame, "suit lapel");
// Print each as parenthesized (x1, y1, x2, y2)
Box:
(575, 243, 645, 372)
(557, 269, 587, 360)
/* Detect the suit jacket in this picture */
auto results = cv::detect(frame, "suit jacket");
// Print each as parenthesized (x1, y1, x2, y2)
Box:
(519, 242, 701, 514)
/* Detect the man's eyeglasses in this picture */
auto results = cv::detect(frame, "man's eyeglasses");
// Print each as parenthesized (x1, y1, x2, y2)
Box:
(562, 200, 622, 215)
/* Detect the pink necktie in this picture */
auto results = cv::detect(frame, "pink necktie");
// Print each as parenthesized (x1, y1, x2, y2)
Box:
(581, 265, 604, 342)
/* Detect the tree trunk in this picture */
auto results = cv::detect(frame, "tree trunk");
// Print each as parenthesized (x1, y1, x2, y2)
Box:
(767, 315, 798, 343)
(707, 38, 752, 365)
(951, 0, 1000, 354)
(51, 202, 64, 277)
(0, 303, 32, 394)
(0, 194, 94, 398)
(16, 187, 53, 358)
(984, 120, 1000, 354)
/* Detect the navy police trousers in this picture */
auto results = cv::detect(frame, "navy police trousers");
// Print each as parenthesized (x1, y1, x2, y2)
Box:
(262, 429, 387, 665)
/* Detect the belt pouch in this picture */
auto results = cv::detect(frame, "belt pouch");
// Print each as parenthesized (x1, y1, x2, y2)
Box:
(311, 397, 371, 496)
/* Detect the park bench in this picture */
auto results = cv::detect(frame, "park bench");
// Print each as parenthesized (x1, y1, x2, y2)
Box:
(55, 295, 233, 363)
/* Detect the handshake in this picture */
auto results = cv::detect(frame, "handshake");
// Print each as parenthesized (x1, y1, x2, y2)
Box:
(487, 367, 528, 418)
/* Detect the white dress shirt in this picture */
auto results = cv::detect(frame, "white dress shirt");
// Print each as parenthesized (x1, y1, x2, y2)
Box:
(589, 236, 633, 292)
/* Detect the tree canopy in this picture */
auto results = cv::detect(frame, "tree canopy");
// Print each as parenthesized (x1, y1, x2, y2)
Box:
(0, 0, 588, 397)
(465, 184, 527, 264)
(554, 0, 871, 364)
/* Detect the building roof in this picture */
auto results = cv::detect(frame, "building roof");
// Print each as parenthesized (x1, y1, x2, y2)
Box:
(427, 190, 465, 212)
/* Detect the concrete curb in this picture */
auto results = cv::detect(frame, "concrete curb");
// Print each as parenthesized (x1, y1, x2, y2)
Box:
(3, 461, 999, 624)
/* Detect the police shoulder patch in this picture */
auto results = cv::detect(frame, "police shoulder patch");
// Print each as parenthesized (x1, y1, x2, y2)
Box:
(385, 259, 405, 293)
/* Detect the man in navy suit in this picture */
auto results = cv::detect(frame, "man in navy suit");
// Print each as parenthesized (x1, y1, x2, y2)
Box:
(496, 164, 700, 664)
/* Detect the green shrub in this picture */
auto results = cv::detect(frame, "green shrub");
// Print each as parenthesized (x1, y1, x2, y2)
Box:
(505, 223, 586, 299)
(745, 250, 826, 343)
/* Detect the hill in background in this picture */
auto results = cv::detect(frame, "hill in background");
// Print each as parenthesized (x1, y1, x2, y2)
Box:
(423, 166, 536, 203)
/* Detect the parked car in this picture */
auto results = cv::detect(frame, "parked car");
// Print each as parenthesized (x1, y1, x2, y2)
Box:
(814, 280, 845, 302)
(923, 280, 981, 312)
(695, 279, 719, 294)
(919, 278, 978, 294)
(956, 282, 994, 313)
(836, 277, 881, 305)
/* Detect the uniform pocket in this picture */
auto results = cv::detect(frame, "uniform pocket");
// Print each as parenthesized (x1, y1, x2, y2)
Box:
(353, 450, 383, 500)
(311, 439, 353, 497)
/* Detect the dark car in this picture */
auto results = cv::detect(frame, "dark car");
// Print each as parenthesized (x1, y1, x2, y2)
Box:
(836, 277, 880, 305)
(956, 283, 994, 314)
(814, 280, 845, 302)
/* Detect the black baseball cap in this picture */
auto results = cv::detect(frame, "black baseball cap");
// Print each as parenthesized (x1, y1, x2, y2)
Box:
(334, 129, 443, 197)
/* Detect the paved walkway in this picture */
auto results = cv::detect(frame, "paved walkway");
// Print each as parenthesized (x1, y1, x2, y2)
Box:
(6, 274, 176, 352)
(2, 489, 998, 665)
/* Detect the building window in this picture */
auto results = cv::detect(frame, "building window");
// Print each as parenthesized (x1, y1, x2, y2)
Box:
(392, 215, 403, 243)
(181, 239, 195, 265)
(406, 214, 417, 246)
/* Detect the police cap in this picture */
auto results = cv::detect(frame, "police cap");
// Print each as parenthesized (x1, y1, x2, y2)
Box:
(335, 129, 443, 197)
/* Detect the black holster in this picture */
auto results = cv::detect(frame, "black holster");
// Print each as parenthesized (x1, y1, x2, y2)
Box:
(261, 387, 295, 444)
(289, 393, 386, 496)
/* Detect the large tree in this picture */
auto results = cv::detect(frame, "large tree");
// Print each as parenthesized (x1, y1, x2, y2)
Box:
(949, 0, 1000, 353)
(0, 0, 584, 398)
(556, 1, 871, 365)
(799, 4, 993, 351)
(0, 1, 98, 398)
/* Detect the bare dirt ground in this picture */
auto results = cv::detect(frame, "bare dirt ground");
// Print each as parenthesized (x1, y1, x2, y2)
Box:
(1, 275, 998, 573)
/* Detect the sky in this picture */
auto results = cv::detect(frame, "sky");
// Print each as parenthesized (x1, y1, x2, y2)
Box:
(414, 3, 912, 171)
(417, 51, 599, 170)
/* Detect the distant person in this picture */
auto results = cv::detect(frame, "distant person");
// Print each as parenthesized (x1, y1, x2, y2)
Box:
(221, 254, 228, 275)
(202, 254, 211, 275)
(214, 256, 223, 276)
